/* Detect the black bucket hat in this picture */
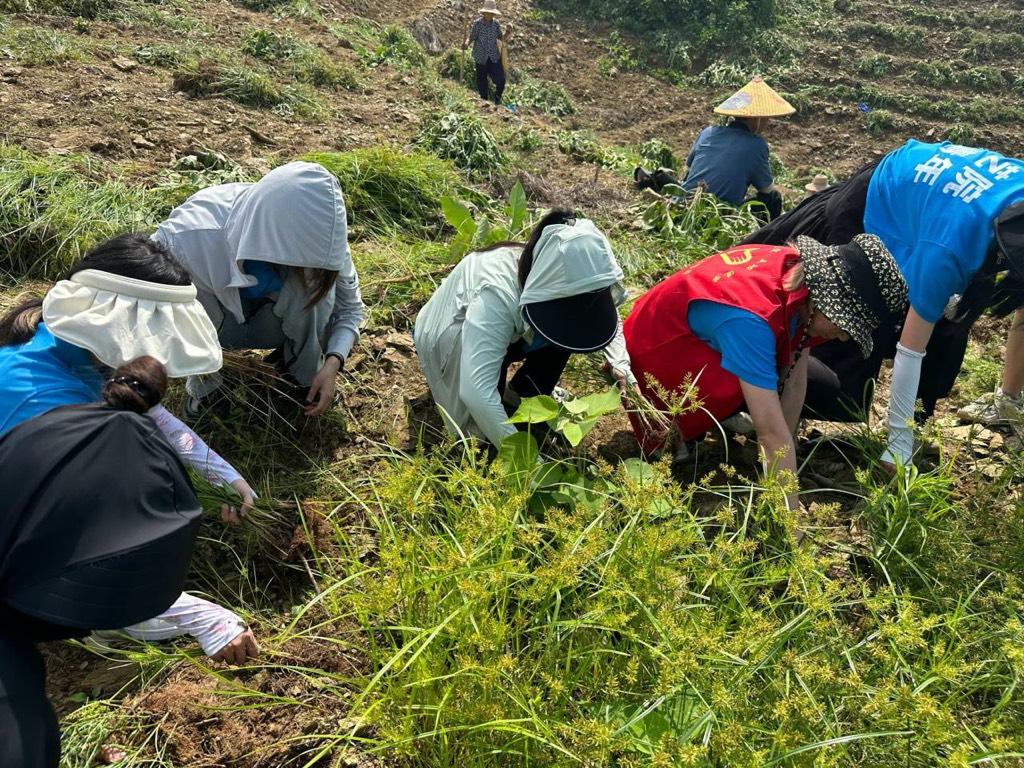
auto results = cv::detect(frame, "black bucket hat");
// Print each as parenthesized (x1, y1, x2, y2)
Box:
(0, 404, 202, 630)
(796, 234, 908, 358)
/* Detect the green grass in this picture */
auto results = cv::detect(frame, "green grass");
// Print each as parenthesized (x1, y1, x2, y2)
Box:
(304, 147, 467, 237)
(417, 111, 507, 177)
(1, 25, 86, 66)
(508, 76, 577, 117)
(172, 60, 326, 117)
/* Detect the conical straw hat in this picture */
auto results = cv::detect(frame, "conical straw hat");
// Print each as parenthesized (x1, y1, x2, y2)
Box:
(714, 76, 795, 118)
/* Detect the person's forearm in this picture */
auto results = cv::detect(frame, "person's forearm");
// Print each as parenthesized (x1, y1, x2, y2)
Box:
(121, 593, 247, 657)
(883, 343, 925, 465)
(148, 405, 242, 485)
(780, 354, 808, 436)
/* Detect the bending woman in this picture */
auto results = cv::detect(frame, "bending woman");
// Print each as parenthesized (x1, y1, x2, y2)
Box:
(415, 211, 636, 447)
(0, 358, 205, 768)
(154, 161, 366, 418)
(0, 234, 258, 663)
(624, 236, 907, 509)
(741, 139, 1024, 468)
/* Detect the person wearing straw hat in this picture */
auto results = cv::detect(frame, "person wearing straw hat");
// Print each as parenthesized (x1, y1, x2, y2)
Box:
(804, 173, 831, 198)
(414, 210, 644, 448)
(681, 76, 795, 221)
(0, 234, 260, 669)
(739, 139, 1024, 471)
(623, 235, 907, 511)
(464, 0, 507, 104)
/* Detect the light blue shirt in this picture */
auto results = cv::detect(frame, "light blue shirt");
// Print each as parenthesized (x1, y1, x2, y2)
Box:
(0, 324, 103, 438)
(688, 300, 799, 390)
(864, 139, 1024, 323)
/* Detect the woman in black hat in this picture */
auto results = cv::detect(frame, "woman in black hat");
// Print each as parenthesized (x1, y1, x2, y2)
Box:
(740, 139, 1024, 469)
(625, 235, 907, 510)
(0, 357, 204, 768)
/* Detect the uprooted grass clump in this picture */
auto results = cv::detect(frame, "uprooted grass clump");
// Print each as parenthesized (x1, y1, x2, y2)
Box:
(172, 59, 325, 117)
(508, 75, 577, 117)
(416, 111, 507, 177)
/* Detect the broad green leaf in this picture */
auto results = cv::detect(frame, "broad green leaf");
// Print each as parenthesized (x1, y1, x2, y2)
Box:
(574, 387, 622, 418)
(507, 395, 560, 424)
(495, 431, 539, 475)
(561, 421, 584, 446)
(440, 196, 475, 238)
(622, 457, 655, 484)
(561, 396, 589, 415)
(531, 461, 563, 490)
(507, 181, 527, 233)
(576, 415, 601, 441)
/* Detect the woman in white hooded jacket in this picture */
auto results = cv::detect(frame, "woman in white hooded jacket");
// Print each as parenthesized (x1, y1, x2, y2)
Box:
(414, 211, 636, 446)
(154, 161, 366, 417)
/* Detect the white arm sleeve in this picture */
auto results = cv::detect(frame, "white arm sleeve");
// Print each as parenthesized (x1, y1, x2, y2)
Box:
(147, 405, 243, 486)
(325, 259, 367, 362)
(881, 343, 925, 466)
(460, 290, 519, 447)
(121, 592, 247, 657)
(601, 320, 637, 385)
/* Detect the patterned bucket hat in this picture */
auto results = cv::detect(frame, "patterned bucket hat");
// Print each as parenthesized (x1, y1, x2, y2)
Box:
(796, 234, 908, 358)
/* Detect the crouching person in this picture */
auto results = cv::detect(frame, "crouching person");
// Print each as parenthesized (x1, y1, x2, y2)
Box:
(153, 161, 366, 418)
(0, 234, 259, 665)
(414, 211, 635, 447)
(623, 236, 907, 510)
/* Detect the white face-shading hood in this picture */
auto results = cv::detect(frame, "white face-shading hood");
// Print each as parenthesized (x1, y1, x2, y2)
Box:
(223, 161, 349, 272)
(518, 218, 625, 308)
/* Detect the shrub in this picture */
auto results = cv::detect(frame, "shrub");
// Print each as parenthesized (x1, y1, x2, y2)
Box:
(508, 76, 577, 116)
(638, 138, 679, 171)
(417, 111, 507, 176)
(304, 147, 464, 236)
(857, 53, 891, 77)
(864, 109, 896, 136)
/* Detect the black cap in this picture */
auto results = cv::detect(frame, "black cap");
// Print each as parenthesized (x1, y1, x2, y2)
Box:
(523, 287, 619, 353)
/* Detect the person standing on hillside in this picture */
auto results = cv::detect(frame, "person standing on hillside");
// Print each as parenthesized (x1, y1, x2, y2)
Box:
(682, 77, 794, 221)
(739, 139, 1024, 470)
(464, 0, 507, 105)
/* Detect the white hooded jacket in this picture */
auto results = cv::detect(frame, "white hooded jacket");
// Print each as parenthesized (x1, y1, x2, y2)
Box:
(414, 219, 634, 446)
(153, 162, 366, 371)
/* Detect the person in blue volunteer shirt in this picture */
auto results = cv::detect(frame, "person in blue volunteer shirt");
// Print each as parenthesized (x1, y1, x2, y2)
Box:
(741, 139, 1024, 470)
(0, 234, 260, 667)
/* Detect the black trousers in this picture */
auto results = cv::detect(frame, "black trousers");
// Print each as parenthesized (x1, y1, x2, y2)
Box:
(0, 610, 73, 768)
(498, 342, 571, 401)
(744, 189, 783, 222)
(475, 60, 505, 104)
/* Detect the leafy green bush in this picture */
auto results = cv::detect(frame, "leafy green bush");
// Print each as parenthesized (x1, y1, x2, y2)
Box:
(638, 138, 679, 171)
(304, 147, 464, 236)
(864, 109, 895, 137)
(440, 182, 531, 260)
(857, 53, 891, 77)
(417, 111, 507, 176)
(540, 0, 780, 62)
(913, 61, 953, 87)
(944, 122, 977, 145)
(508, 76, 577, 116)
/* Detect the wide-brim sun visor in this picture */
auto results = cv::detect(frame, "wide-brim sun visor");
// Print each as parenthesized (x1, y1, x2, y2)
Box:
(41, 269, 223, 377)
(523, 287, 619, 353)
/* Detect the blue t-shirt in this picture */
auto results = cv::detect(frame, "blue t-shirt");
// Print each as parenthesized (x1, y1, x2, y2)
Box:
(239, 260, 284, 300)
(864, 139, 1024, 323)
(688, 300, 798, 390)
(682, 123, 774, 207)
(0, 323, 103, 438)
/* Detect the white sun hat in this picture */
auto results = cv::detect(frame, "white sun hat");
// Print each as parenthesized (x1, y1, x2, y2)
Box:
(480, 0, 501, 14)
(42, 269, 223, 377)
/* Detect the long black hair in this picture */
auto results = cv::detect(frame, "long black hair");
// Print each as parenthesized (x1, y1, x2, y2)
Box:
(0, 234, 190, 347)
(477, 209, 577, 288)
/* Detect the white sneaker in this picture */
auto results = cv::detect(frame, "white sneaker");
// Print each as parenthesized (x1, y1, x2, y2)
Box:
(957, 386, 1024, 426)
(721, 411, 756, 434)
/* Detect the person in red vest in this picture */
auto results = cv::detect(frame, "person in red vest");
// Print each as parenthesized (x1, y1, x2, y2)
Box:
(624, 235, 907, 511)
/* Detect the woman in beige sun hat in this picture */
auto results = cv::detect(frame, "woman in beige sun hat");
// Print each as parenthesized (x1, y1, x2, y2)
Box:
(464, 0, 508, 104)
(681, 76, 795, 221)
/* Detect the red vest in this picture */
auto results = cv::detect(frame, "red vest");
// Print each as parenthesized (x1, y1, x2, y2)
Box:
(624, 244, 809, 450)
